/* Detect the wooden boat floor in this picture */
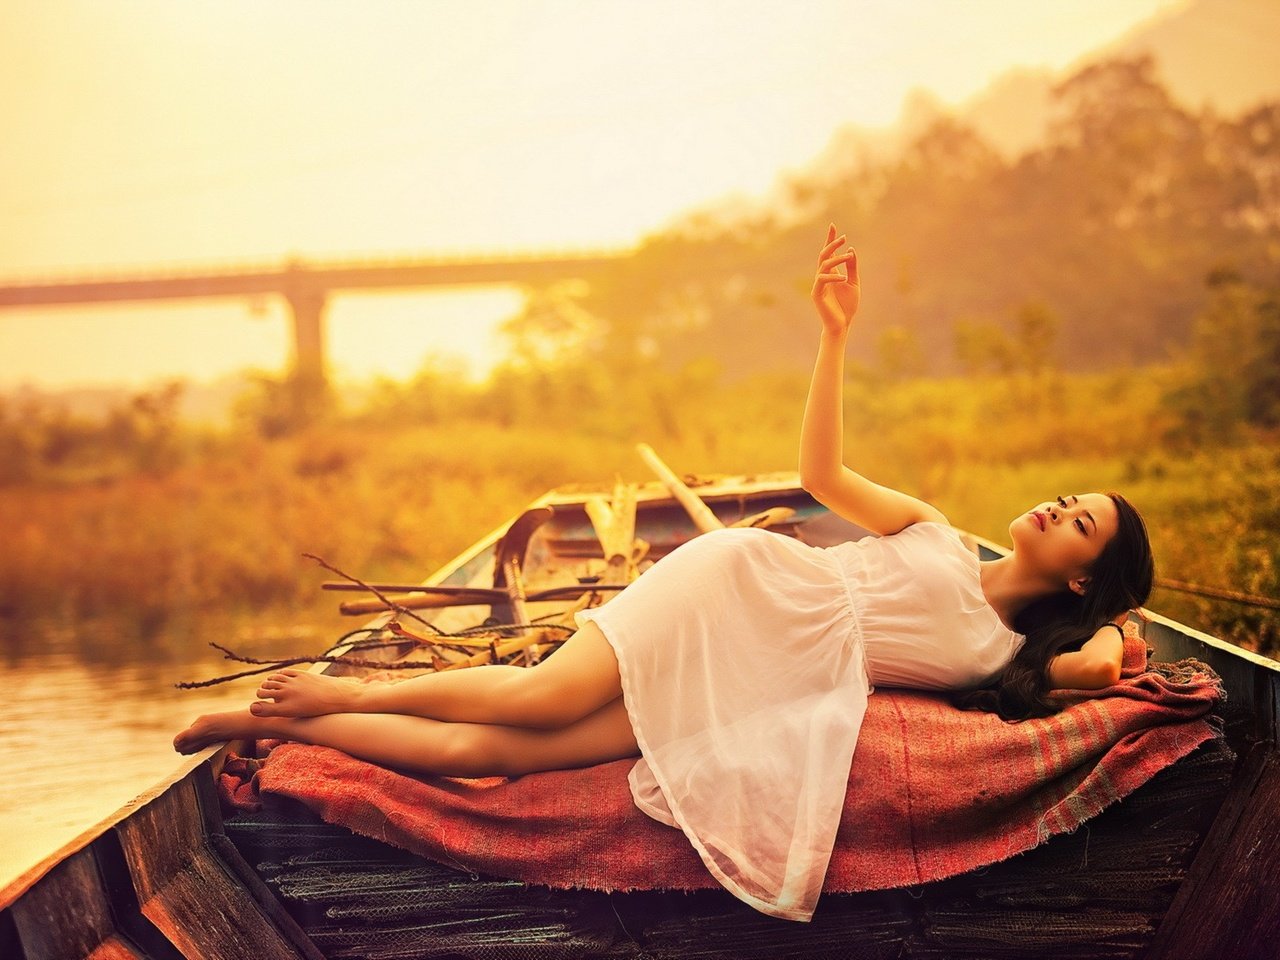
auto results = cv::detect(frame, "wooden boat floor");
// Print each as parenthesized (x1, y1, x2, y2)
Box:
(223, 737, 1233, 960)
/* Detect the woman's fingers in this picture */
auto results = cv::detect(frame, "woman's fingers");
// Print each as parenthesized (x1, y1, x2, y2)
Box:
(819, 228, 846, 262)
(813, 226, 861, 330)
(818, 251, 857, 274)
(818, 237, 846, 261)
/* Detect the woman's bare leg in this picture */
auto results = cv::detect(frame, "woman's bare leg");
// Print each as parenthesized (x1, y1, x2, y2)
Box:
(173, 697, 639, 777)
(251, 620, 623, 729)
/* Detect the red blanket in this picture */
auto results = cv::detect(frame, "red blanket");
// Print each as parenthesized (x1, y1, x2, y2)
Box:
(220, 632, 1224, 894)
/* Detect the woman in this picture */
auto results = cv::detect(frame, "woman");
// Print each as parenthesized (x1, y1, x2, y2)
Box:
(174, 226, 1154, 921)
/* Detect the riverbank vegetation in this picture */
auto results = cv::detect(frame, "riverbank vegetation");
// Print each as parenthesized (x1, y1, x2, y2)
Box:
(2, 341, 1276, 659)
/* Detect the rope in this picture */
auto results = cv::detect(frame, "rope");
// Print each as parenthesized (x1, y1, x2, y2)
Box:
(1155, 577, 1280, 611)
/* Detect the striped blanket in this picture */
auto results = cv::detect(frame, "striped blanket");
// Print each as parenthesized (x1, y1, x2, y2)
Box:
(219, 630, 1224, 895)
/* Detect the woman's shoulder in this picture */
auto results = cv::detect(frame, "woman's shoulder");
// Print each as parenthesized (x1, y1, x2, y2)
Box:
(891, 519, 963, 545)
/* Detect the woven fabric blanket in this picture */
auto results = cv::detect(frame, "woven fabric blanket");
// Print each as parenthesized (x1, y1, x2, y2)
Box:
(220, 632, 1224, 894)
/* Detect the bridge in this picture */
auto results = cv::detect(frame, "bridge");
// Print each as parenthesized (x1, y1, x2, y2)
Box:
(0, 248, 632, 398)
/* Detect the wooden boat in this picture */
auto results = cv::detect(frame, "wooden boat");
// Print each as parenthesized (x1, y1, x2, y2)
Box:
(4, 457, 1277, 960)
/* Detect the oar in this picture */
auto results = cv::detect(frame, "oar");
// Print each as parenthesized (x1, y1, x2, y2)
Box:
(635, 444, 799, 534)
(324, 581, 500, 594)
(635, 442, 724, 534)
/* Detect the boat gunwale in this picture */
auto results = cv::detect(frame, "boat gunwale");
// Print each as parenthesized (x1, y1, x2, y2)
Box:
(0, 743, 235, 910)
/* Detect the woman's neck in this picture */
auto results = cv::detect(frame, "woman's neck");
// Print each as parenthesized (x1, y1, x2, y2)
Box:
(978, 554, 1063, 631)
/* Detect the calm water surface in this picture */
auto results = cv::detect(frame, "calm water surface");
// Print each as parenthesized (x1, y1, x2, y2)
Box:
(0, 616, 330, 890)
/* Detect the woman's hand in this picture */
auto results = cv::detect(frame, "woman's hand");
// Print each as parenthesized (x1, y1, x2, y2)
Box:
(810, 224, 860, 338)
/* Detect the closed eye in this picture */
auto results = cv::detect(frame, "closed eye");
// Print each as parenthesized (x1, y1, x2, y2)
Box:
(1057, 495, 1087, 534)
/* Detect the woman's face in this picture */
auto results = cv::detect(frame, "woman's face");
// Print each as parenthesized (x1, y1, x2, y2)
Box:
(1009, 493, 1120, 588)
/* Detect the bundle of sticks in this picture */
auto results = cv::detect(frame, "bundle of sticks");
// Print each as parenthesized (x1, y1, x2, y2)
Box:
(323, 443, 795, 673)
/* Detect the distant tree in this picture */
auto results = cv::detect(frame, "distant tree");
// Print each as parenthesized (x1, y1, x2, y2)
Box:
(543, 55, 1278, 382)
(953, 317, 1016, 375)
(1165, 273, 1280, 440)
(1219, 102, 1280, 237)
(499, 282, 599, 371)
(234, 372, 332, 439)
(0, 399, 38, 484)
(1012, 301, 1061, 376)
(876, 325, 926, 381)
(103, 381, 185, 472)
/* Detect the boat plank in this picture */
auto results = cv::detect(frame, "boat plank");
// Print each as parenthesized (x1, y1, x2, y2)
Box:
(5, 846, 143, 960)
(192, 769, 327, 960)
(1146, 743, 1280, 960)
(114, 774, 308, 960)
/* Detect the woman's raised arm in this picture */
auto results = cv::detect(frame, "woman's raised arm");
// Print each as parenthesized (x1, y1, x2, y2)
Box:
(798, 225, 947, 536)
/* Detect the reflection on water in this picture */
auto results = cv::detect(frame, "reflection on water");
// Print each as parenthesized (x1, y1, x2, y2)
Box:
(0, 611, 341, 890)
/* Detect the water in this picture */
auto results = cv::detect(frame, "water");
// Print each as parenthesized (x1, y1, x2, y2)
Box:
(0, 620, 326, 891)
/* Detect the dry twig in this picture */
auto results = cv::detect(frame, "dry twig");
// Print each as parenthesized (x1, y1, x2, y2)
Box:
(173, 641, 450, 688)
(302, 551, 442, 632)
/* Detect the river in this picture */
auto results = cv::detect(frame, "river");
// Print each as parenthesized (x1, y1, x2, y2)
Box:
(0, 616, 330, 890)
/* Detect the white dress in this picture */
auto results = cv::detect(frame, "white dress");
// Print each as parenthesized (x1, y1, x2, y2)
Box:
(573, 521, 1025, 922)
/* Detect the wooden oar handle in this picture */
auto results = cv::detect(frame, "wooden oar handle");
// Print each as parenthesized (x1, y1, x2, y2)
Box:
(635, 443, 724, 534)
(323, 581, 499, 594)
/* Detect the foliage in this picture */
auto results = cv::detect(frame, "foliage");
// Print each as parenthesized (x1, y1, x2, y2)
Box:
(1, 358, 1276, 660)
(496, 56, 1279, 382)
(233, 370, 336, 439)
(1162, 274, 1280, 442)
(0, 381, 190, 484)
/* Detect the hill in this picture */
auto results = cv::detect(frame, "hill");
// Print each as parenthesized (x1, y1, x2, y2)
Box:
(958, 0, 1280, 158)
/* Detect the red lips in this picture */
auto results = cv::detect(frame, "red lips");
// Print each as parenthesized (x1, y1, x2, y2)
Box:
(1031, 511, 1046, 531)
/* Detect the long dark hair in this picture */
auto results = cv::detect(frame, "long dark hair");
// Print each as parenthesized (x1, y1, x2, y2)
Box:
(953, 492, 1155, 721)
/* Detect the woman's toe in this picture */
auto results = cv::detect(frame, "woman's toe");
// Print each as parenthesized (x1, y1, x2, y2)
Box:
(173, 724, 205, 754)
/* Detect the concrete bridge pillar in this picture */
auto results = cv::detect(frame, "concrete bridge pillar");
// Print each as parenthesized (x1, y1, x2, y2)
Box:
(283, 286, 328, 414)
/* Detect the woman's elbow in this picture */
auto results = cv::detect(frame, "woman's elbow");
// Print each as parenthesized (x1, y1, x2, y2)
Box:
(1099, 659, 1123, 688)
(1084, 658, 1123, 689)
(799, 469, 834, 499)
(1050, 654, 1122, 691)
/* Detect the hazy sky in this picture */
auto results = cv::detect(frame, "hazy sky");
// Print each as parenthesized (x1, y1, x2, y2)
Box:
(0, 0, 1188, 389)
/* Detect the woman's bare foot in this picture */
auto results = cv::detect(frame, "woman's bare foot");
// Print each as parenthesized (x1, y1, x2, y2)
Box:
(173, 709, 261, 754)
(251, 669, 363, 718)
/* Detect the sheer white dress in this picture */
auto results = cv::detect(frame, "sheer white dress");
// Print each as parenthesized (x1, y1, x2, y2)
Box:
(574, 521, 1025, 922)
